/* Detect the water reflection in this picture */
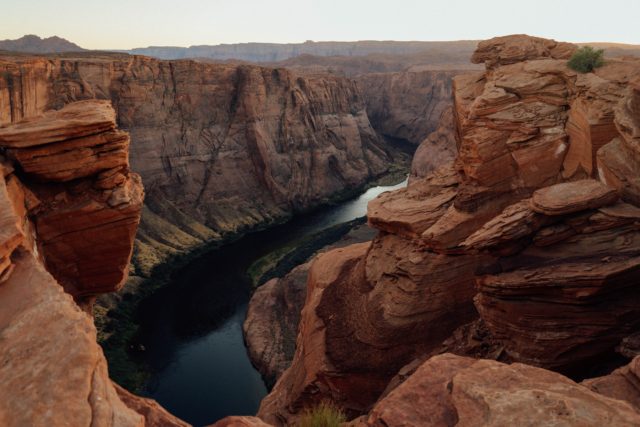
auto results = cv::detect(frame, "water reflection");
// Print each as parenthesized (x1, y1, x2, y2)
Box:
(136, 178, 407, 426)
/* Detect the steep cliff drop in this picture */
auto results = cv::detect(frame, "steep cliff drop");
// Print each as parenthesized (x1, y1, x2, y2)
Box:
(0, 54, 391, 278)
(0, 100, 188, 425)
(256, 35, 640, 425)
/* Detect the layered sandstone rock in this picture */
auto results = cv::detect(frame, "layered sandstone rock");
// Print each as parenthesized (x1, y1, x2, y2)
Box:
(0, 54, 390, 277)
(244, 224, 378, 386)
(0, 101, 182, 425)
(0, 55, 389, 228)
(356, 354, 640, 426)
(471, 34, 576, 69)
(258, 35, 640, 424)
(409, 106, 457, 181)
(356, 70, 461, 145)
(583, 356, 640, 411)
(0, 100, 143, 303)
(244, 264, 309, 386)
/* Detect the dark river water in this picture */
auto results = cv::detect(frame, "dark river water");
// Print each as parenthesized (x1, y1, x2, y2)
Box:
(135, 179, 407, 426)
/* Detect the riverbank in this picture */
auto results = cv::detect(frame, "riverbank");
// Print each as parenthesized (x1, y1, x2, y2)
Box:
(96, 140, 414, 393)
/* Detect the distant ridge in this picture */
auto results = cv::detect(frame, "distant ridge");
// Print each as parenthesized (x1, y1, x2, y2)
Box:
(127, 40, 481, 62)
(0, 35, 85, 53)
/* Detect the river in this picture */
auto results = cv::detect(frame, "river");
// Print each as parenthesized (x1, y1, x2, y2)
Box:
(135, 178, 408, 426)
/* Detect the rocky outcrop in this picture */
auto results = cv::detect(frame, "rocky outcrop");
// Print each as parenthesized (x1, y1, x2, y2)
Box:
(244, 263, 309, 386)
(244, 224, 378, 386)
(355, 354, 640, 426)
(356, 70, 461, 145)
(583, 356, 640, 411)
(0, 54, 390, 277)
(410, 106, 457, 181)
(0, 100, 143, 305)
(0, 100, 183, 424)
(471, 34, 576, 69)
(114, 384, 190, 427)
(258, 35, 640, 424)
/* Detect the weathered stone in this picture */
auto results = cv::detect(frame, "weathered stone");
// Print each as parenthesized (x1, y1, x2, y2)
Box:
(359, 354, 640, 427)
(410, 106, 458, 181)
(530, 179, 619, 215)
(472, 34, 577, 69)
(0, 99, 116, 147)
(114, 383, 191, 427)
(584, 356, 640, 412)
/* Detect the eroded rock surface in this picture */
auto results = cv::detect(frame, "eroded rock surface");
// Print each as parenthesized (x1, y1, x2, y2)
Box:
(410, 106, 457, 181)
(357, 70, 461, 145)
(258, 35, 640, 424)
(0, 101, 182, 425)
(0, 54, 390, 276)
(356, 354, 640, 427)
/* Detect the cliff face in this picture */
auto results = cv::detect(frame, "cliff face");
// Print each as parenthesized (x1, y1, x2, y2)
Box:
(356, 70, 460, 145)
(258, 35, 640, 424)
(0, 100, 185, 425)
(0, 53, 390, 273)
(409, 105, 457, 181)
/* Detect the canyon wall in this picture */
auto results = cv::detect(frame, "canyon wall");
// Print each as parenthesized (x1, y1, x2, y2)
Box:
(257, 35, 640, 425)
(356, 70, 459, 145)
(0, 100, 186, 425)
(0, 53, 391, 275)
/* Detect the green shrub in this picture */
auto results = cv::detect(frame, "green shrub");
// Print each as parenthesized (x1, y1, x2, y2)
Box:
(298, 401, 346, 427)
(568, 46, 605, 73)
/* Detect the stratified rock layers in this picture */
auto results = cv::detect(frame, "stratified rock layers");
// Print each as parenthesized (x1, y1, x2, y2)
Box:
(357, 354, 640, 427)
(259, 35, 640, 424)
(0, 100, 183, 425)
(0, 56, 389, 247)
(357, 70, 459, 145)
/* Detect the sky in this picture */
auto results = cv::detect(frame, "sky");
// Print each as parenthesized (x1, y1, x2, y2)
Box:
(3, 0, 640, 49)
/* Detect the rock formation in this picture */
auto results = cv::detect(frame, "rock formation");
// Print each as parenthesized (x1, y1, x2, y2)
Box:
(258, 35, 640, 424)
(0, 52, 390, 278)
(244, 225, 377, 386)
(410, 106, 457, 181)
(583, 356, 640, 411)
(355, 354, 640, 426)
(356, 70, 461, 145)
(0, 100, 184, 425)
(244, 264, 309, 386)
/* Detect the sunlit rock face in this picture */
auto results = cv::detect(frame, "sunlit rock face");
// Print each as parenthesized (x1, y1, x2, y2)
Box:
(0, 55, 389, 232)
(257, 35, 640, 425)
(0, 99, 186, 425)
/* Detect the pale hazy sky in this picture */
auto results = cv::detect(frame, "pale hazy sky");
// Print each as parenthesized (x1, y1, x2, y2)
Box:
(4, 0, 640, 49)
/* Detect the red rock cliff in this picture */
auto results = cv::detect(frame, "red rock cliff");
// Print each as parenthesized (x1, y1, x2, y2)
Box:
(0, 100, 186, 425)
(257, 35, 640, 424)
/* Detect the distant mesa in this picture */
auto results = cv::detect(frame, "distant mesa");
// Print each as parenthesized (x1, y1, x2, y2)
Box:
(0, 34, 85, 53)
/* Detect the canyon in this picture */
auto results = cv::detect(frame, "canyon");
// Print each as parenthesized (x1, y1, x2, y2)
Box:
(1, 32, 640, 427)
(252, 34, 640, 425)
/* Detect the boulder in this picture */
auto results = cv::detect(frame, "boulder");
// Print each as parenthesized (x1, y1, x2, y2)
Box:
(357, 354, 640, 426)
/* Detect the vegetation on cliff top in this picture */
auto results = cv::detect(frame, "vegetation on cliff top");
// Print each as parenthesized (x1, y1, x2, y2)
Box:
(299, 401, 346, 427)
(568, 46, 605, 73)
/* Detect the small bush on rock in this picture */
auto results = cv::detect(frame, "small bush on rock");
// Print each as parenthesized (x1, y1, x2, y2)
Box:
(568, 46, 605, 73)
(299, 401, 346, 427)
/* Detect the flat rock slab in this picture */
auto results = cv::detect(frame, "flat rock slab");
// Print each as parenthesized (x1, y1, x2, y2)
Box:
(530, 179, 618, 215)
(0, 100, 116, 147)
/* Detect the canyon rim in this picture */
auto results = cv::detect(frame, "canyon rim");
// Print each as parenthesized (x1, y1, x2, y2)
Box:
(2, 2, 640, 426)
